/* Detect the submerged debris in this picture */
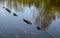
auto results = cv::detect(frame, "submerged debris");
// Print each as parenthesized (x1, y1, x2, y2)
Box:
(37, 26, 41, 30)
(23, 19, 32, 25)
(13, 13, 18, 16)
(3, 7, 11, 13)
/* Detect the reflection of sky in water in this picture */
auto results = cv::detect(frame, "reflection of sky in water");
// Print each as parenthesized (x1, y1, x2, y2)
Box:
(0, 1, 55, 38)
(48, 18, 60, 38)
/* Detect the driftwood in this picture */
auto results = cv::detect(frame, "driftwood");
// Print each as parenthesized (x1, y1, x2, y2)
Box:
(23, 19, 32, 25)
(13, 13, 18, 16)
(3, 7, 11, 13)
(36, 26, 41, 30)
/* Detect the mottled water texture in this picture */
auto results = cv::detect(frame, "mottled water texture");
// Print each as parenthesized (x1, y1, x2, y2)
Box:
(0, 0, 60, 38)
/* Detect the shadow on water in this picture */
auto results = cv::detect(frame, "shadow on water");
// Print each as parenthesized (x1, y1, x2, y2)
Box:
(0, 0, 60, 38)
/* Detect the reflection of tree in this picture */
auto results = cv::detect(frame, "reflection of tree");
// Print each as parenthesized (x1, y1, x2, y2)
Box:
(0, 0, 6, 5)
(0, 0, 60, 31)
(18, 0, 41, 8)
(7, 0, 18, 11)
(35, 1, 56, 31)
(41, 9, 55, 31)
(50, 0, 60, 7)
(35, 0, 60, 31)
(0, 0, 41, 11)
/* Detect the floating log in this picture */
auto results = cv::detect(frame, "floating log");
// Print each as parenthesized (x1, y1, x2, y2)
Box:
(3, 7, 11, 13)
(37, 26, 41, 30)
(13, 13, 18, 16)
(23, 19, 32, 25)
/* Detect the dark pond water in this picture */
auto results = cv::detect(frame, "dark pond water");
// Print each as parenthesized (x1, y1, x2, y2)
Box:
(0, 0, 60, 38)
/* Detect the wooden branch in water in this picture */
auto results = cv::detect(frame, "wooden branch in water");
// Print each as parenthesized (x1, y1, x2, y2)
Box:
(13, 13, 18, 16)
(36, 26, 41, 30)
(23, 19, 32, 25)
(3, 7, 11, 13)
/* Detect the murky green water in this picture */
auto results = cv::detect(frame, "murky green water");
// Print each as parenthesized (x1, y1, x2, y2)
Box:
(0, 0, 60, 38)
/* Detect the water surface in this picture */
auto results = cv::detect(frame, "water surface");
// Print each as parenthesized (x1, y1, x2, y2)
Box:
(0, 0, 60, 38)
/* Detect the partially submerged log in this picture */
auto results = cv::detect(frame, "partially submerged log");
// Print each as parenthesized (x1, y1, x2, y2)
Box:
(3, 7, 11, 13)
(36, 26, 41, 30)
(13, 13, 18, 16)
(23, 19, 32, 25)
